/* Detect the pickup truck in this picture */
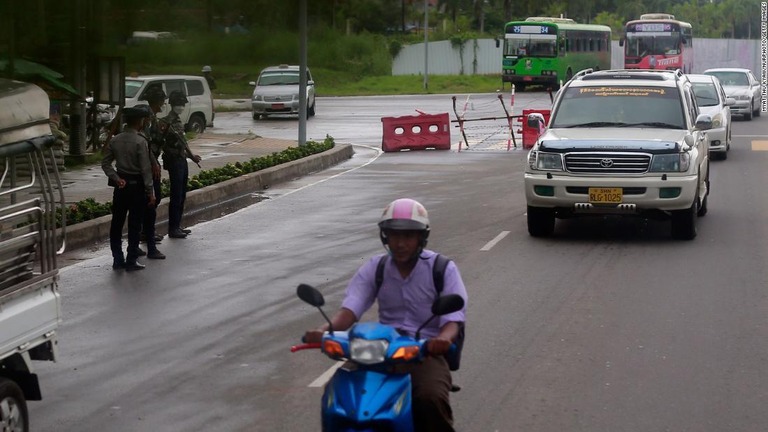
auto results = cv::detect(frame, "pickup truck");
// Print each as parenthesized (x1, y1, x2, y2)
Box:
(0, 78, 66, 430)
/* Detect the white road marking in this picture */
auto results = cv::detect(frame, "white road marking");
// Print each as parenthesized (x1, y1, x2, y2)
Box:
(309, 362, 344, 387)
(480, 231, 510, 251)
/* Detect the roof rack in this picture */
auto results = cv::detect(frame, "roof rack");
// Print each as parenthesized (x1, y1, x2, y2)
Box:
(579, 69, 684, 81)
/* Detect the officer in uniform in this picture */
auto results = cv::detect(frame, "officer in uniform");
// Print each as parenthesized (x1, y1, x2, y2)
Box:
(202, 65, 216, 90)
(102, 107, 156, 271)
(160, 91, 201, 239)
(136, 86, 168, 259)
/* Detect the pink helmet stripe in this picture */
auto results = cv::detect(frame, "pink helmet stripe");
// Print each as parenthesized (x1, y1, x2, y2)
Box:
(391, 199, 414, 219)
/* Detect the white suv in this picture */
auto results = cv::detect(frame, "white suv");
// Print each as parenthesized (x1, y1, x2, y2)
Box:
(524, 69, 713, 240)
(125, 75, 215, 133)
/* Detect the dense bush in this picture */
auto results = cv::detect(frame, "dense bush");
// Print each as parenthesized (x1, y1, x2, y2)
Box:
(58, 136, 335, 228)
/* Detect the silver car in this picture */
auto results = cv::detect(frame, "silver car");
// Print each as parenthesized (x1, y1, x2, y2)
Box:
(249, 65, 316, 120)
(702, 68, 763, 120)
(688, 74, 734, 160)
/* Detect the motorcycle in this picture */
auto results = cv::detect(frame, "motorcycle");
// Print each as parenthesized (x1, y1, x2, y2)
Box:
(291, 283, 464, 432)
(85, 94, 117, 150)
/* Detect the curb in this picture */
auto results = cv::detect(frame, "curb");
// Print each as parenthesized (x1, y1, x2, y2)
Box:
(63, 144, 354, 252)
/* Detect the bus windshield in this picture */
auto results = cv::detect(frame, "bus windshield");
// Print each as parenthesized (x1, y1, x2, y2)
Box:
(504, 35, 557, 57)
(625, 21, 683, 57)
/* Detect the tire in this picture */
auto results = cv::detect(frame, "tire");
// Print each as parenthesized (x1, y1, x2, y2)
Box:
(186, 114, 206, 133)
(308, 100, 316, 117)
(671, 200, 697, 240)
(252, 112, 259, 120)
(754, 100, 761, 117)
(0, 378, 29, 432)
(527, 206, 555, 237)
(698, 168, 709, 217)
(745, 102, 753, 121)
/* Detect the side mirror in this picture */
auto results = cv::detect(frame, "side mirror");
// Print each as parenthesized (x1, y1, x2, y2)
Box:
(619, 37, 625, 47)
(725, 97, 736, 107)
(307, 80, 315, 86)
(248, 81, 257, 86)
(431, 294, 464, 316)
(297, 284, 325, 307)
(527, 113, 546, 128)
(694, 113, 712, 131)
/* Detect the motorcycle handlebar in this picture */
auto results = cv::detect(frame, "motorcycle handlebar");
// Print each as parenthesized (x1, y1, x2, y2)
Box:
(290, 342, 321, 353)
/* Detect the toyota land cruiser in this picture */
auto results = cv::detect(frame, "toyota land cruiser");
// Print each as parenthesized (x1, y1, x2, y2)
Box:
(524, 68, 713, 240)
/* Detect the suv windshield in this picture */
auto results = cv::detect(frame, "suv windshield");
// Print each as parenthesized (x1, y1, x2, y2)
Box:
(258, 72, 300, 86)
(551, 85, 685, 129)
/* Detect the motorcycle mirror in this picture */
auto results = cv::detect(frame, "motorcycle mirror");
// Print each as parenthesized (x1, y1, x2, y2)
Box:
(297, 284, 325, 307)
(432, 294, 464, 316)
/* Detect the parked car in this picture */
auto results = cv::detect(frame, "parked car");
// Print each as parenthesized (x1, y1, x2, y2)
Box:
(524, 68, 712, 240)
(688, 74, 734, 160)
(702, 68, 763, 120)
(248, 65, 316, 120)
(124, 75, 214, 133)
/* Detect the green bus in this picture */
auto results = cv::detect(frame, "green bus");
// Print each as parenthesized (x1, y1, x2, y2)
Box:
(502, 17, 612, 90)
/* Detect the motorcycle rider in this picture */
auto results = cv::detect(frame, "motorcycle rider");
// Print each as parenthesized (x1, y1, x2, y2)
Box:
(304, 198, 468, 432)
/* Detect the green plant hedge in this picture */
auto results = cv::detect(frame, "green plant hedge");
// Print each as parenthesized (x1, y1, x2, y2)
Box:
(57, 136, 335, 228)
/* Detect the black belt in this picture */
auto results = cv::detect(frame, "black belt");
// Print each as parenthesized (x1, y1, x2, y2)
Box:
(117, 172, 143, 185)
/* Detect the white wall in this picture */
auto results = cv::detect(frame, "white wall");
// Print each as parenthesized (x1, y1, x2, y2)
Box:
(393, 38, 762, 77)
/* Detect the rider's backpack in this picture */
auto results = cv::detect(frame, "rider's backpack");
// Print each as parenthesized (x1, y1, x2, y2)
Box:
(374, 254, 465, 371)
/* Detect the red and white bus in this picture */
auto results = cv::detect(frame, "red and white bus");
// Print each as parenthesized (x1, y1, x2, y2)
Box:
(621, 13, 693, 73)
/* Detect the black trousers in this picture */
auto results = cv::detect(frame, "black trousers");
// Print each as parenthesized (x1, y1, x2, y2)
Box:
(166, 158, 188, 231)
(142, 177, 162, 248)
(110, 182, 147, 263)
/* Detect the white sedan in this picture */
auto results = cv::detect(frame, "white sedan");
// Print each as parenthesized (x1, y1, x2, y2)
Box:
(703, 68, 763, 120)
(688, 74, 734, 160)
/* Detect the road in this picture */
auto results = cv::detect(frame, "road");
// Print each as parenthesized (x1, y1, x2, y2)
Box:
(31, 93, 768, 431)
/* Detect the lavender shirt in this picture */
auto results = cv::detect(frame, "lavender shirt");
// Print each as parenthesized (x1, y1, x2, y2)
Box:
(341, 249, 468, 339)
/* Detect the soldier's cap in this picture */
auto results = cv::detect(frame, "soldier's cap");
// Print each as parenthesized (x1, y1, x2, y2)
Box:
(122, 106, 152, 119)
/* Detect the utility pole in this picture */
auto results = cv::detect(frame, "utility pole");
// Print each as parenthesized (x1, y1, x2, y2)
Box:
(423, 0, 429, 90)
(298, 0, 307, 146)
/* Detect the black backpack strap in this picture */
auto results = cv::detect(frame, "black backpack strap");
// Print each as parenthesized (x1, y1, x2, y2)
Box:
(432, 253, 451, 294)
(374, 255, 388, 298)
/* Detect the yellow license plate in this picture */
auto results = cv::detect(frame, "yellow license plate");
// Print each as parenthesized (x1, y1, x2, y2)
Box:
(589, 187, 623, 204)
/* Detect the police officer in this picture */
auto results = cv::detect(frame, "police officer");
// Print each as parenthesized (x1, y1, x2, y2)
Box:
(202, 65, 216, 90)
(160, 91, 201, 239)
(102, 107, 156, 271)
(136, 86, 167, 259)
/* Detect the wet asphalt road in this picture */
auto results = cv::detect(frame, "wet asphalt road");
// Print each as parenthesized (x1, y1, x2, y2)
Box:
(30, 93, 768, 431)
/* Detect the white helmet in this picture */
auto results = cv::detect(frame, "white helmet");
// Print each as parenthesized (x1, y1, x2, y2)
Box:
(202, 65, 212, 73)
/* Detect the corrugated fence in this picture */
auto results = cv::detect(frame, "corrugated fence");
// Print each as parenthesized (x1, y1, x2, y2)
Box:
(393, 38, 762, 77)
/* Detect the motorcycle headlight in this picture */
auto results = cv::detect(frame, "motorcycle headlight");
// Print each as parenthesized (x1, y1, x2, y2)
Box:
(350, 339, 389, 365)
(650, 153, 691, 172)
(528, 151, 564, 171)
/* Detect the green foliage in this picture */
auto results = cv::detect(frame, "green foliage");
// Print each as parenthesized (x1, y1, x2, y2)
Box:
(60, 136, 336, 227)
(56, 198, 112, 228)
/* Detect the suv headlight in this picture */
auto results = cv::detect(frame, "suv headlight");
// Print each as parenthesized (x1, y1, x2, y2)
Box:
(735, 94, 750, 100)
(528, 151, 564, 171)
(650, 153, 691, 172)
(350, 339, 388, 365)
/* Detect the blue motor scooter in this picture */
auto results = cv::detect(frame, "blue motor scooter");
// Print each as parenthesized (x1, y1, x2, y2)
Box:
(291, 283, 464, 432)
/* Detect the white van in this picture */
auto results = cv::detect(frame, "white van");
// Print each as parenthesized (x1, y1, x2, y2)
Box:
(125, 75, 214, 132)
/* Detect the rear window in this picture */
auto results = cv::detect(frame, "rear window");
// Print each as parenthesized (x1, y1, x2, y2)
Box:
(186, 79, 205, 96)
(552, 86, 685, 129)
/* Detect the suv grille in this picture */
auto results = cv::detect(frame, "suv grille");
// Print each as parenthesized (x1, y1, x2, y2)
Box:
(565, 153, 651, 174)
